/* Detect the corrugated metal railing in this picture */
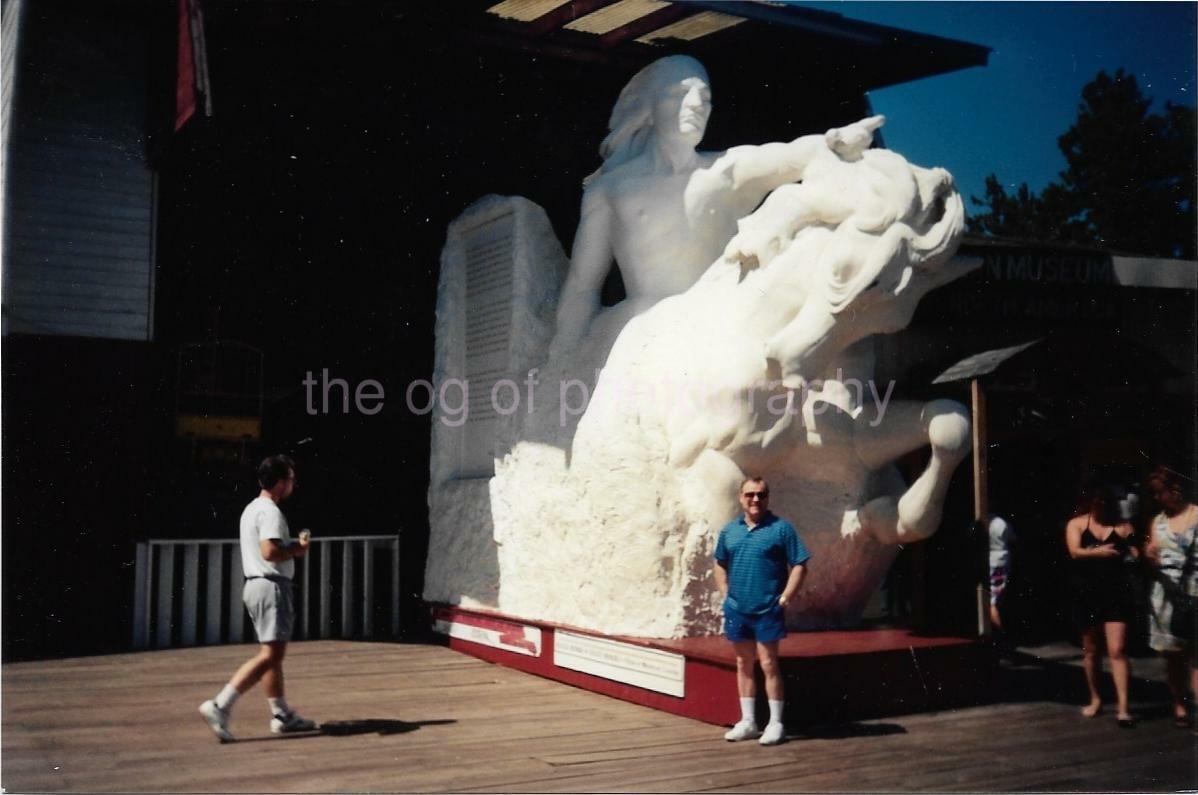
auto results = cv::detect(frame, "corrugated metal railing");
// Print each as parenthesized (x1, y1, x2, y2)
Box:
(132, 535, 400, 649)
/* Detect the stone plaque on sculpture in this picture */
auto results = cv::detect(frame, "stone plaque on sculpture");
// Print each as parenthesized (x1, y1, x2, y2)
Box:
(430, 196, 567, 483)
(424, 195, 568, 609)
(425, 56, 978, 637)
(461, 208, 515, 472)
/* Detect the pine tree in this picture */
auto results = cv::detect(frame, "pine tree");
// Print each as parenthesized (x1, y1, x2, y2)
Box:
(969, 69, 1196, 258)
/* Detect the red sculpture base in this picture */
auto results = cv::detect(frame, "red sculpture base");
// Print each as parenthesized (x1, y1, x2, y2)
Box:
(430, 604, 994, 726)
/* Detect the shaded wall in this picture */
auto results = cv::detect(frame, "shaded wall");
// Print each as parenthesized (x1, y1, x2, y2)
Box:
(5, 1, 879, 658)
(879, 240, 1197, 641)
(2, 1, 154, 340)
(2, 0, 159, 660)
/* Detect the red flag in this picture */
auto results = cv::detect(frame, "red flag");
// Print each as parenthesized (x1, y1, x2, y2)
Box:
(175, 0, 211, 131)
(174, 0, 196, 131)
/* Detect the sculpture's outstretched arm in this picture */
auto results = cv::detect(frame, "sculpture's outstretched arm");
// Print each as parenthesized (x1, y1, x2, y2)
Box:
(824, 114, 885, 162)
(689, 116, 885, 219)
(692, 138, 824, 220)
(552, 185, 615, 356)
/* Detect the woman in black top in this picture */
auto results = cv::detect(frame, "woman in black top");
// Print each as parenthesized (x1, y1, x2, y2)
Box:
(1065, 478, 1138, 727)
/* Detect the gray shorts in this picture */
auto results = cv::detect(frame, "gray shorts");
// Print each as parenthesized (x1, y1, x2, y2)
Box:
(243, 577, 294, 643)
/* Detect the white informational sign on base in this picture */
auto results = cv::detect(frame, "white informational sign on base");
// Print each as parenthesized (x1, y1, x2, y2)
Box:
(554, 630, 686, 698)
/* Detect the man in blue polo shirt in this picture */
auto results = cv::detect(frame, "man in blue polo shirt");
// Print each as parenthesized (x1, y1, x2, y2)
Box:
(714, 475, 810, 745)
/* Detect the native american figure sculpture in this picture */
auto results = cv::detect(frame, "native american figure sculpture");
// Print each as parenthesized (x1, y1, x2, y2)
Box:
(426, 56, 975, 637)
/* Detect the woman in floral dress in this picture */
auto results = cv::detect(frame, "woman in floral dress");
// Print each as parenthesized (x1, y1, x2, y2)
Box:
(1145, 465, 1198, 728)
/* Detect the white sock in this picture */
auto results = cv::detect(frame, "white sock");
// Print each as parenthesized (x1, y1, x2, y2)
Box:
(740, 697, 756, 726)
(214, 684, 239, 711)
(268, 696, 290, 717)
(768, 699, 784, 726)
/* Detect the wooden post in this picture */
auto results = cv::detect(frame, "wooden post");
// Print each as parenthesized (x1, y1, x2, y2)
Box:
(971, 377, 991, 637)
(971, 377, 988, 523)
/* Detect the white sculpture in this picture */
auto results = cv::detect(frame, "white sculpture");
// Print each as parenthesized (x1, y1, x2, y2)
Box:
(426, 56, 976, 637)
(552, 56, 890, 364)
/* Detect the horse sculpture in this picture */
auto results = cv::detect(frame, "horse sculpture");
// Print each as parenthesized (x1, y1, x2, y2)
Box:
(426, 58, 975, 638)
(482, 125, 973, 637)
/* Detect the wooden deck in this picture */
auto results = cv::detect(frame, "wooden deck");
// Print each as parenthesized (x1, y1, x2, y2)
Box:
(3, 640, 1195, 792)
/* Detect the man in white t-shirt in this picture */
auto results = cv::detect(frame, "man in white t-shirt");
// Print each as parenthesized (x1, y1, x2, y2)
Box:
(198, 455, 314, 741)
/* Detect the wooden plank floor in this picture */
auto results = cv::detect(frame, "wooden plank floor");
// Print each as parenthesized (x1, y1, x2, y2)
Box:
(3, 640, 1195, 792)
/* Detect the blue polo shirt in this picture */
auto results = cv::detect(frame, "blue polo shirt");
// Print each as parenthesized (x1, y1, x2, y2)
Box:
(715, 513, 810, 616)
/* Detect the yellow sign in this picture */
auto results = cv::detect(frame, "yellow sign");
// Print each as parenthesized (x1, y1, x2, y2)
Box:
(175, 414, 261, 441)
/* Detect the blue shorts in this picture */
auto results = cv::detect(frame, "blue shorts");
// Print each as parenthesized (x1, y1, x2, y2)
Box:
(723, 602, 786, 643)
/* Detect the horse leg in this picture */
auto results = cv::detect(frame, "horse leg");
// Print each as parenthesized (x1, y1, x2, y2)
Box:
(853, 398, 971, 544)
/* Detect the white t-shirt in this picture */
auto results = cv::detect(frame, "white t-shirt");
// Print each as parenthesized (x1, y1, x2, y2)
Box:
(240, 496, 294, 580)
(988, 515, 1014, 572)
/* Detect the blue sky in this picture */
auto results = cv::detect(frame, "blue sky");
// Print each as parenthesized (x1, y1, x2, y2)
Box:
(799, 2, 1197, 207)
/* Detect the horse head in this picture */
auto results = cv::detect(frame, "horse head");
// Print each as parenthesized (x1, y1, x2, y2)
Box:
(761, 151, 967, 388)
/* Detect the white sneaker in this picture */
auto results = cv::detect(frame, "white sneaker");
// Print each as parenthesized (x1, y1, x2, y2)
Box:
(270, 711, 317, 734)
(198, 700, 233, 742)
(759, 721, 786, 745)
(724, 720, 761, 741)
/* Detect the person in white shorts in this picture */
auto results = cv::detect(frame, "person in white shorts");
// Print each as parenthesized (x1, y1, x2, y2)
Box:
(199, 454, 314, 741)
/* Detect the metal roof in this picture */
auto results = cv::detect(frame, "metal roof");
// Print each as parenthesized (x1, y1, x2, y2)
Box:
(475, 0, 991, 88)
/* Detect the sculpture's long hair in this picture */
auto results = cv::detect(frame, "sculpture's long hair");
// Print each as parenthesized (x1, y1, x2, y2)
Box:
(584, 55, 709, 185)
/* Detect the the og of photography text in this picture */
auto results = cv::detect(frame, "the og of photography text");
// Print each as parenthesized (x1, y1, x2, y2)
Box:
(303, 368, 897, 428)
